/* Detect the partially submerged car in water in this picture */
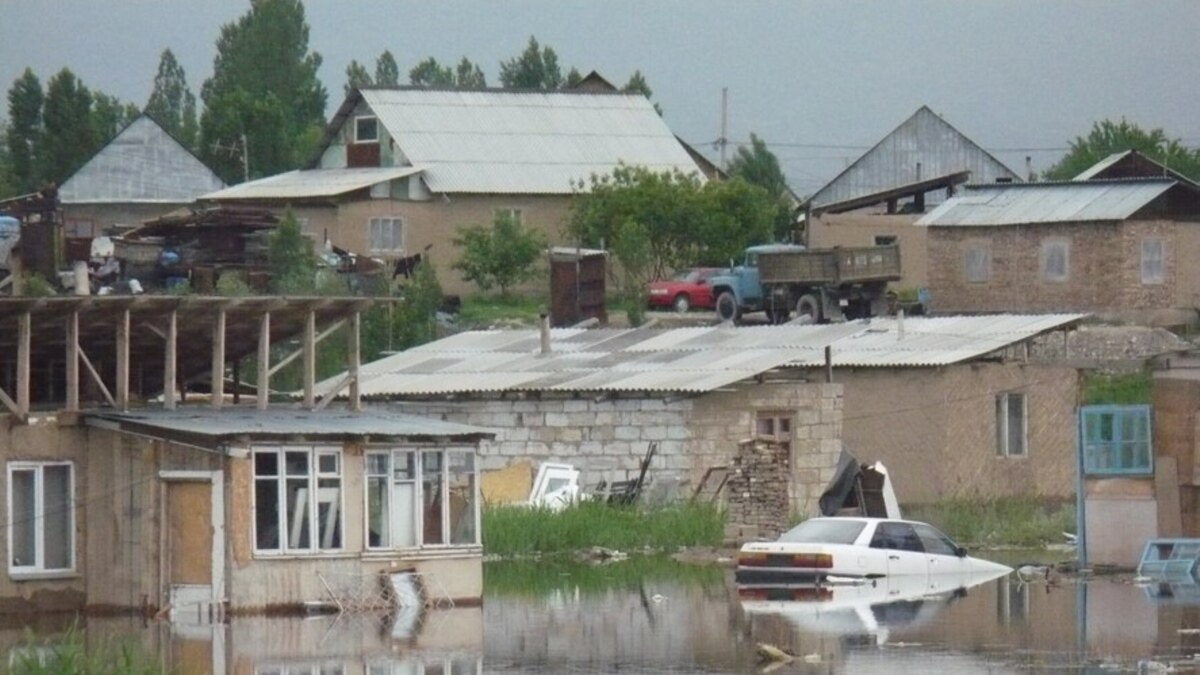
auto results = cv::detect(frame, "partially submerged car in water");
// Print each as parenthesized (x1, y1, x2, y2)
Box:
(735, 517, 1011, 584)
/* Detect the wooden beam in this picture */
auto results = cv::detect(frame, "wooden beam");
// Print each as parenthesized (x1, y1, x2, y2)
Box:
(78, 346, 117, 408)
(267, 319, 345, 377)
(348, 311, 361, 412)
(141, 322, 167, 340)
(65, 311, 79, 412)
(16, 311, 29, 419)
(211, 309, 225, 410)
(314, 374, 353, 411)
(257, 311, 270, 410)
(116, 309, 130, 411)
(0, 387, 19, 417)
(164, 310, 178, 410)
(303, 310, 315, 409)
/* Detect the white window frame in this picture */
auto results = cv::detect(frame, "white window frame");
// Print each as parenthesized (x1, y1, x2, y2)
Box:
(1041, 239, 1070, 283)
(251, 446, 344, 557)
(354, 115, 379, 144)
(1141, 238, 1164, 285)
(368, 216, 405, 254)
(7, 461, 75, 577)
(996, 392, 1028, 458)
(363, 447, 480, 552)
(965, 245, 991, 283)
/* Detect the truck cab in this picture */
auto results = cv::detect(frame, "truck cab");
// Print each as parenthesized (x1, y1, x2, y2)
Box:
(709, 244, 806, 322)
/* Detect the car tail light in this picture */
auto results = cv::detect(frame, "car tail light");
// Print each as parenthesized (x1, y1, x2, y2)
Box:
(792, 553, 833, 569)
(737, 552, 768, 566)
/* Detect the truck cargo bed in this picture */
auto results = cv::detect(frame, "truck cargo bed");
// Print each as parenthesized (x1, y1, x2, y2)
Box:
(759, 245, 901, 285)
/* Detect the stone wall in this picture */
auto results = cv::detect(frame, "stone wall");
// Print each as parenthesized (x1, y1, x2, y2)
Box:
(725, 439, 791, 543)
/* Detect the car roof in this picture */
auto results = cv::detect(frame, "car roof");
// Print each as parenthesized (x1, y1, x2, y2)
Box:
(799, 517, 934, 527)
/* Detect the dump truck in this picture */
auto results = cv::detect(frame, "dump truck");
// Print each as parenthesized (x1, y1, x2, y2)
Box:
(708, 243, 901, 323)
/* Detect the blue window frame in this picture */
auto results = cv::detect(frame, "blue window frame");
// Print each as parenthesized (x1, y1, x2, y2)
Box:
(1080, 405, 1152, 476)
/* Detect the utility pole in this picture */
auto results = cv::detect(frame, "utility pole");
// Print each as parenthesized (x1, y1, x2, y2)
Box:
(718, 87, 729, 171)
(240, 133, 250, 183)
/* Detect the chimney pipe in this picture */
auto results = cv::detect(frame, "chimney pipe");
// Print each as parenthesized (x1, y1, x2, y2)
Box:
(539, 313, 551, 355)
(897, 309, 905, 341)
(1026, 156, 1034, 182)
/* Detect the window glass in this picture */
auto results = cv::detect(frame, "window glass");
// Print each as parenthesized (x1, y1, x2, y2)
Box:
(8, 464, 73, 573)
(778, 519, 866, 544)
(255, 479, 280, 550)
(996, 393, 1027, 457)
(870, 522, 924, 552)
(1141, 239, 1164, 284)
(355, 116, 378, 143)
(1082, 406, 1153, 475)
(423, 451, 445, 545)
(913, 523, 958, 556)
(369, 217, 404, 253)
(965, 246, 990, 283)
(10, 470, 35, 569)
(253, 447, 342, 553)
(1042, 241, 1069, 282)
(42, 466, 71, 570)
(448, 452, 477, 545)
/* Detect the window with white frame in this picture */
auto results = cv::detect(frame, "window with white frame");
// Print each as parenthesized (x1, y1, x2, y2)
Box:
(1141, 238, 1164, 285)
(365, 448, 478, 550)
(355, 116, 379, 143)
(1041, 240, 1069, 282)
(8, 462, 74, 575)
(253, 447, 343, 554)
(369, 217, 404, 254)
(965, 245, 991, 283)
(493, 207, 523, 225)
(995, 392, 1027, 457)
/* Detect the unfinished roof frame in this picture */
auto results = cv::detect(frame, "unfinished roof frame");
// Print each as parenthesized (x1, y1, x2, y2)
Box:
(0, 296, 376, 421)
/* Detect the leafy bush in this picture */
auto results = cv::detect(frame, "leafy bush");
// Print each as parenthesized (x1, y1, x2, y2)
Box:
(906, 496, 1075, 548)
(453, 211, 546, 296)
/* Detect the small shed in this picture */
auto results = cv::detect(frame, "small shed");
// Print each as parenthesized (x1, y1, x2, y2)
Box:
(548, 247, 607, 327)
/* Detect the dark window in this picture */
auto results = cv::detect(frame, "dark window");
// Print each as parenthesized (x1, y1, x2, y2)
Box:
(912, 523, 958, 556)
(874, 235, 898, 246)
(355, 116, 378, 143)
(870, 522, 924, 552)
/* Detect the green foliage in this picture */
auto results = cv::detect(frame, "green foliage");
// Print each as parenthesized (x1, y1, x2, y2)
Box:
(484, 555, 723, 597)
(215, 271, 253, 296)
(22, 273, 58, 297)
(409, 57, 455, 87)
(456, 293, 546, 328)
(1084, 370, 1152, 405)
(568, 165, 774, 279)
(729, 133, 796, 240)
(482, 501, 725, 556)
(343, 59, 372, 97)
(40, 68, 95, 186)
(199, 0, 327, 183)
(6, 68, 43, 193)
(144, 49, 197, 149)
(454, 57, 487, 88)
(10, 626, 159, 675)
(611, 218, 651, 326)
(1045, 118, 1200, 182)
(268, 210, 317, 294)
(622, 69, 661, 115)
(906, 496, 1075, 548)
(564, 67, 583, 88)
(91, 92, 138, 144)
(499, 36, 563, 89)
(386, 259, 443, 350)
(452, 211, 547, 296)
(374, 50, 400, 87)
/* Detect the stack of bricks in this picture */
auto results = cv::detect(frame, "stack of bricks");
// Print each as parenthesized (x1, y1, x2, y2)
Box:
(724, 438, 790, 545)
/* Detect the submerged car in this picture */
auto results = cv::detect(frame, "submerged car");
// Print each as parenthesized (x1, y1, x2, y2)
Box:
(735, 517, 1011, 584)
(647, 267, 720, 312)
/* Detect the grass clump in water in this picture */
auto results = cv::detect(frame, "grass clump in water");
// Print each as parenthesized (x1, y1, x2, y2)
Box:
(906, 496, 1075, 548)
(485, 554, 723, 597)
(482, 500, 725, 556)
(10, 626, 159, 675)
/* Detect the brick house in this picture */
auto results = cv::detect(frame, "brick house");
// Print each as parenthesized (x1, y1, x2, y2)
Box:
(920, 178, 1200, 326)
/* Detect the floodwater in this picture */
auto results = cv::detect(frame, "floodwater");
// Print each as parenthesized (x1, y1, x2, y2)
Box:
(6, 552, 1200, 674)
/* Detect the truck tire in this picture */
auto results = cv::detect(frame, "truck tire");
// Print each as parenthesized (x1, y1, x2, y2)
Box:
(716, 291, 740, 323)
(795, 294, 821, 324)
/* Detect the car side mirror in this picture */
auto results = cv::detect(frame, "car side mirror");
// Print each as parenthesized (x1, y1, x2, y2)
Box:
(955, 546, 968, 558)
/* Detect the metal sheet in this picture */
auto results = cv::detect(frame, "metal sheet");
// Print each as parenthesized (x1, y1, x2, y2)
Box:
(202, 167, 423, 201)
(918, 180, 1175, 227)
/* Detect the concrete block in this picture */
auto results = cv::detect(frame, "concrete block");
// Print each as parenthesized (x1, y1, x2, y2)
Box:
(545, 412, 569, 427)
(614, 426, 640, 441)
(563, 400, 589, 413)
(641, 426, 668, 441)
(667, 426, 690, 440)
(559, 427, 584, 443)
(589, 426, 616, 442)
(586, 456, 619, 471)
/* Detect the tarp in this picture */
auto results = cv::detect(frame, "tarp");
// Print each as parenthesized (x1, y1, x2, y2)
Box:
(818, 449, 901, 519)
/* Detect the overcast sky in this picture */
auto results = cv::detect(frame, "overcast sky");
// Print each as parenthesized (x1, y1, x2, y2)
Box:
(3, 0, 1198, 194)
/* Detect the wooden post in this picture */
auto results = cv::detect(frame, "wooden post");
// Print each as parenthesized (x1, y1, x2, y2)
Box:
(164, 310, 177, 410)
(116, 309, 130, 410)
(257, 312, 270, 410)
(211, 309, 226, 410)
(65, 311, 79, 411)
(16, 311, 30, 418)
(303, 310, 316, 409)
(348, 311, 361, 412)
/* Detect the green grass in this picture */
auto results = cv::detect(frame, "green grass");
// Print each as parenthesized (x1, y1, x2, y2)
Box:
(906, 496, 1075, 548)
(1083, 370, 1152, 405)
(484, 554, 723, 597)
(10, 627, 159, 675)
(482, 501, 725, 556)
(456, 293, 548, 328)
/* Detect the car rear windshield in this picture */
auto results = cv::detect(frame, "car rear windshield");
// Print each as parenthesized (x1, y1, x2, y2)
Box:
(777, 519, 866, 545)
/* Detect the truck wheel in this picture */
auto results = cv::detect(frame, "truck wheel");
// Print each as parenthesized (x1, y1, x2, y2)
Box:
(795, 294, 821, 324)
(672, 294, 691, 313)
(716, 292, 740, 322)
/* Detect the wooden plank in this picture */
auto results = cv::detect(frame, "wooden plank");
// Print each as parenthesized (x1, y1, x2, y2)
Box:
(211, 309, 225, 410)
(78, 347, 117, 408)
(116, 309, 130, 410)
(0, 386, 20, 417)
(348, 311, 361, 412)
(257, 312, 270, 410)
(314, 374, 352, 411)
(16, 311, 29, 418)
(164, 310, 177, 410)
(303, 310, 315, 408)
(65, 310, 79, 411)
(268, 319, 345, 378)
(1156, 456, 1183, 538)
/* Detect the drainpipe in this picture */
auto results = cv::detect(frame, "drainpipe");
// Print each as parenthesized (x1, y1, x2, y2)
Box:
(897, 309, 905, 341)
(539, 313, 552, 356)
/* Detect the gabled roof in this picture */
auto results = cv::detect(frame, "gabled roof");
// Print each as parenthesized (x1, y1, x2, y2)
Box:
(201, 167, 422, 201)
(1074, 149, 1199, 186)
(917, 178, 1179, 227)
(315, 87, 703, 195)
(313, 314, 1083, 398)
(808, 106, 1020, 209)
(60, 115, 225, 204)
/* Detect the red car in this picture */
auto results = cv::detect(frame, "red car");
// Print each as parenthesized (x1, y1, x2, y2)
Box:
(647, 268, 721, 312)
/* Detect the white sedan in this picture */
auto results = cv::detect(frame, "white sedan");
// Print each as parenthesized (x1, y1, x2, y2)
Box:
(735, 517, 1011, 584)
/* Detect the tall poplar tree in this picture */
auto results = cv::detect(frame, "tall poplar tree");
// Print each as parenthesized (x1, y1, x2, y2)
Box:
(199, 0, 327, 183)
(40, 68, 95, 186)
(5, 68, 42, 193)
(499, 37, 563, 89)
(145, 49, 198, 148)
(344, 60, 372, 97)
(374, 51, 400, 87)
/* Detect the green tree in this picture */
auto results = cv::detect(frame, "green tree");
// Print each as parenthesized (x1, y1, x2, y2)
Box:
(728, 133, 796, 240)
(199, 0, 327, 183)
(388, 260, 443, 350)
(455, 57, 486, 88)
(344, 59, 373, 97)
(375, 51, 400, 87)
(453, 211, 547, 296)
(6, 68, 42, 193)
(268, 210, 318, 294)
(40, 68, 95, 186)
(565, 67, 583, 88)
(499, 36, 563, 89)
(622, 69, 662, 115)
(145, 49, 197, 148)
(611, 218, 652, 326)
(409, 57, 454, 87)
(91, 92, 138, 143)
(0, 121, 17, 197)
(1045, 118, 1200, 182)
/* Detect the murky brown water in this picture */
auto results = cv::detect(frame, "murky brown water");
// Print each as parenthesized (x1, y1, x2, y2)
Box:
(5, 555, 1199, 674)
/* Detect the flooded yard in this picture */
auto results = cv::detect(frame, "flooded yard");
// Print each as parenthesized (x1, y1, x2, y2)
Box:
(6, 554, 1199, 674)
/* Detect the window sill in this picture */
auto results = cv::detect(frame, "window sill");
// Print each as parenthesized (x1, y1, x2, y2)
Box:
(252, 552, 358, 561)
(362, 547, 483, 561)
(9, 570, 80, 582)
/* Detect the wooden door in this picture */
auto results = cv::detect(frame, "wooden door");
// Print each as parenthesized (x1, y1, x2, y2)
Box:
(168, 481, 213, 587)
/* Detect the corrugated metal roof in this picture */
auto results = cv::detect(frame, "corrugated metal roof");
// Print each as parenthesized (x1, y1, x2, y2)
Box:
(916, 179, 1175, 227)
(202, 167, 423, 200)
(86, 407, 494, 442)
(1073, 151, 1134, 181)
(808, 106, 1020, 209)
(359, 89, 702, 194)
(318, 314, 1084, 398)
(60, 116, 225, 204)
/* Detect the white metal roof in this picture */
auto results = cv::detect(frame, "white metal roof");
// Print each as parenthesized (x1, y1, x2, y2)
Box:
(359, 89, 702, 194)
(916, 179, 1175, 227)
(316, 314, 1083, 398)
(1073, 151, 1134, 181)
(202, 166, 423, 200)
(60, 116, 225, 204)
